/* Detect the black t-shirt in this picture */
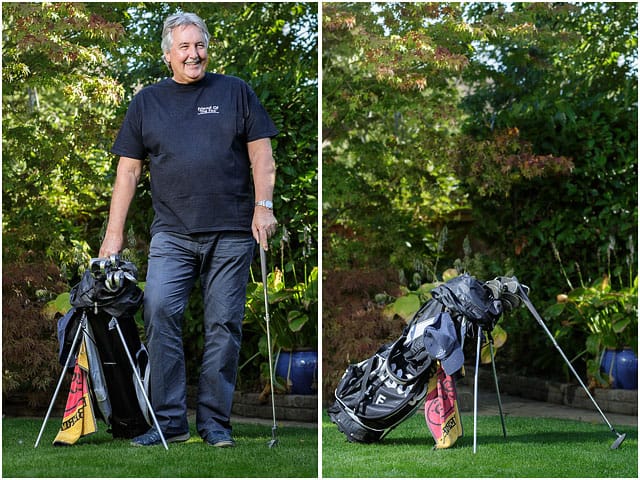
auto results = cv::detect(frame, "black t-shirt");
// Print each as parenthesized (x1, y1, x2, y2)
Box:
(112, 72, 279, 236)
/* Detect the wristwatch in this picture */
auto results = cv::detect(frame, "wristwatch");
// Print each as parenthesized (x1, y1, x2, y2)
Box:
(255, 200, 273, 210)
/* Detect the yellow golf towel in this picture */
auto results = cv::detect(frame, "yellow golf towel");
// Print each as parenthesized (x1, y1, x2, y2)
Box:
(424, 363, 463, 449)
(53, 338, 97, 445)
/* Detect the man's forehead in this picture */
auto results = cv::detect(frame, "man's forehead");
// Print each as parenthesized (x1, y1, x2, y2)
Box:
(173, 25, 205, 43)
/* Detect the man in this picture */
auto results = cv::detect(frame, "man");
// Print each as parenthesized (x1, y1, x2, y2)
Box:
(99, 12, 279, 447)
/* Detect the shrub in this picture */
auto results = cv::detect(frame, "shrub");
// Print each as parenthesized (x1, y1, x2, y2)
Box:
(2, 255, 67, 405)
(322, 268, 406, 403)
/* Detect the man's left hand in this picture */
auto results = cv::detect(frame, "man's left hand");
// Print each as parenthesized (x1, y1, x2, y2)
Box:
(252, 207, 278, 251)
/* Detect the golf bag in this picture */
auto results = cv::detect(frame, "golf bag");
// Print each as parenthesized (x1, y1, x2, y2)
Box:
(57, 257, 151, 439)
(328, 274, 507, 443)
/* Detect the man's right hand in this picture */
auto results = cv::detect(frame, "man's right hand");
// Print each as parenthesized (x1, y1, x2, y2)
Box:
(98, 156, 143, 258)
(99, 233, 123, 258)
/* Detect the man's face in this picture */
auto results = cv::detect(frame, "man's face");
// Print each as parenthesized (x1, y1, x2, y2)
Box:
(165, 24, 208, 84)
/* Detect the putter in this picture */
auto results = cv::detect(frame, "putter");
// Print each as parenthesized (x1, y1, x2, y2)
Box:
(516, 281, 626, 450)
(259, 234, 279, 448)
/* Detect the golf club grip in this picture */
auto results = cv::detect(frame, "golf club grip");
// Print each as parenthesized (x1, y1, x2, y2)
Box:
(260, 246, 268, 282)
(259, 244, 271, 317)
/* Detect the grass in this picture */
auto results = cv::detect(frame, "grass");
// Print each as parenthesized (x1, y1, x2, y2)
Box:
(322, 411, 637, 478)
(2, 417, 317, 478)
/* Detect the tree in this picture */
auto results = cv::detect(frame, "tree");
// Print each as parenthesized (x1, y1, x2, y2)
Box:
(323, 3, 471, 273)
(322, 2, 637, 382)
(459, 2, 638, 296)
(2, 2, 125, 276)
(456, 2, 638, 377)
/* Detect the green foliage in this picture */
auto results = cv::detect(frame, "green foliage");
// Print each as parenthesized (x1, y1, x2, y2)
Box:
(455, 2, 638, 378)
(2, 2, 125, 279)
(382, 282, 439, 322)
(322, 2, 637, 383)
(242, 244, 318, 392)
(458, 1, 638, 291)
(323, 2, 470, 270)
(547, 276, 638, 387)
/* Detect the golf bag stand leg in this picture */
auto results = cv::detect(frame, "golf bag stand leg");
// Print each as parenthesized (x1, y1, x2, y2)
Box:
(109, 317, 168, 450)
(516, 282, 626, 450)
(489, 336, 507, 438)
(35, 311, 87, 447)
(473, 325, 482, 454)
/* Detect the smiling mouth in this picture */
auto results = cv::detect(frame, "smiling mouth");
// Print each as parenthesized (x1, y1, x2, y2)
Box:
(185, 59, 201, 65)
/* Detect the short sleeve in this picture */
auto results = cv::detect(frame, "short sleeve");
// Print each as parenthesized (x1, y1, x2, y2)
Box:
(244, 85, 279, 142)
(111, 95, 147, 160)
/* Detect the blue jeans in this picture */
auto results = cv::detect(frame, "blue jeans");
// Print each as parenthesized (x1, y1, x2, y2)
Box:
(143, 231, 255, 437)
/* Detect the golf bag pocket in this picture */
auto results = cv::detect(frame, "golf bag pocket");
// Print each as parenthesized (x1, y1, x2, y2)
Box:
(329, 340, 435, 443)
(89, 312, 151, 438)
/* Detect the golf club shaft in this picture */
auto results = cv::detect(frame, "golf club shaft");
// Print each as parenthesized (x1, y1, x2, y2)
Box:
(517, 284, 617, 433)
(259, 237, 278, 440)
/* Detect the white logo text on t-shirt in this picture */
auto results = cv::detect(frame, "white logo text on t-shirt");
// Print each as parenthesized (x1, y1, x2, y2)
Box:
(197, 105, 220, 115)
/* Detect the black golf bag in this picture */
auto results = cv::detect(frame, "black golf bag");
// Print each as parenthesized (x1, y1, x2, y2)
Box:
(57, 257, 151, 439)
(328, 274, 511, 443)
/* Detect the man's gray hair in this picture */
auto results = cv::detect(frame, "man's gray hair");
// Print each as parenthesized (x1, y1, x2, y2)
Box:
(161, 12, 210, 66)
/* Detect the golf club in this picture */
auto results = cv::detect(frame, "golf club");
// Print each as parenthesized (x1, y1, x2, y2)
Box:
(516, 281, 626, 450)
(259, 234, 279, 448)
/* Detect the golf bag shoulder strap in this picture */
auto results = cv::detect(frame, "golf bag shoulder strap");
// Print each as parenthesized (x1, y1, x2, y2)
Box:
(355, 354, 377, 411)
(382, 298, 443, 385)
(385, 334, 432, 384)
(57, 308, 87, 367)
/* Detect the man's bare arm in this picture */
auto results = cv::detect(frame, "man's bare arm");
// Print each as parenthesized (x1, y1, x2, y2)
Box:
(99, 156, 143, 257)
(248, 138, 277, 251)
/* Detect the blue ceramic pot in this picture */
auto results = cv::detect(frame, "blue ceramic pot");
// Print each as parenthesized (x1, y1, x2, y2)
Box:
(600, 348, 638, 390)
(275, 350, 318, 395)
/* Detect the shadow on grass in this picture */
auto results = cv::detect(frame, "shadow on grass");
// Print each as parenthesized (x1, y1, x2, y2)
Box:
(384, 429, 632, 447)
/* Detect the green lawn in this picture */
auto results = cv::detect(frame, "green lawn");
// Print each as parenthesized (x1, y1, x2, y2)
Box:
(3, 417, 317, 478)
(322, 411, 637, 478)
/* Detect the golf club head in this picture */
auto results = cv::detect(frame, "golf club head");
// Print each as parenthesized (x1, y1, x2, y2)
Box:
(610, 432, 626, 450)
(267, 425, 278, 448)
